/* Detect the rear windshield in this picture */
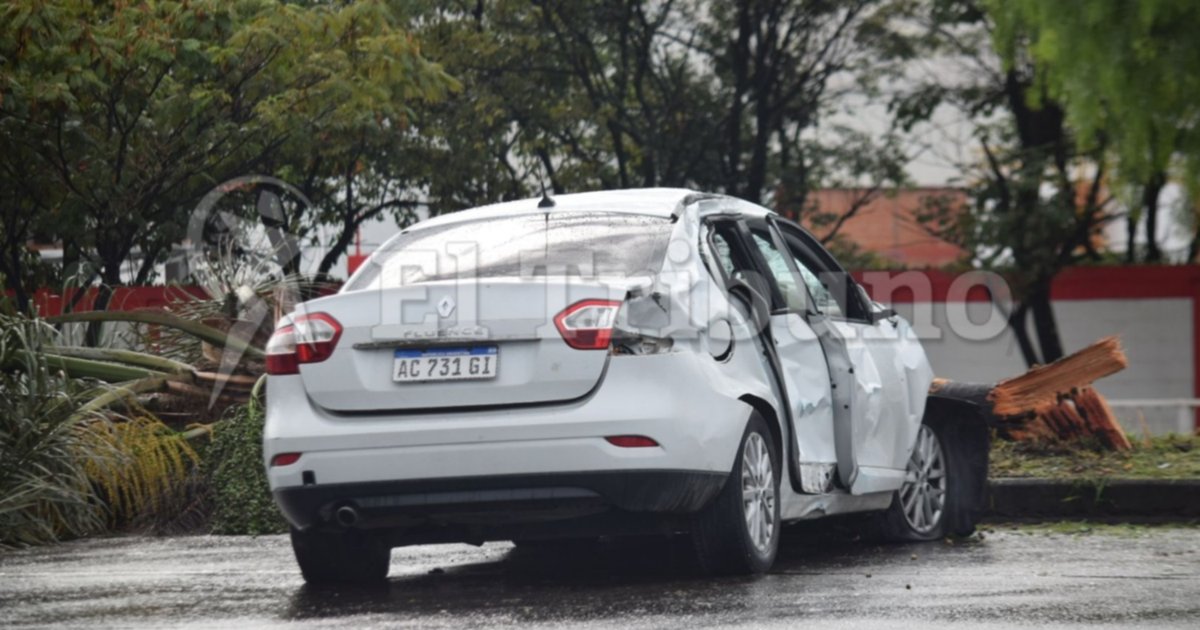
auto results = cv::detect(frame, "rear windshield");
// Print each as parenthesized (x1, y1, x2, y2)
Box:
(346, 212, 674, 290)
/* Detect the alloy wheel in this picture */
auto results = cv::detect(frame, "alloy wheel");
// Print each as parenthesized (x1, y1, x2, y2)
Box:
(901, 424, 946, 535)
(741, 432, 776, 552)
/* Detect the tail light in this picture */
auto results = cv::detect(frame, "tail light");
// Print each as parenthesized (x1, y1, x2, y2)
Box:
(554, 299, 622, 350)
(265, 312, 343, 375)
(271, 452, 302, 467)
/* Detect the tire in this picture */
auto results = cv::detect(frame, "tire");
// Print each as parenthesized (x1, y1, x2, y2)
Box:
(289, 527, 390, 584)
(876, 415, 984, 542)
(691, 412, 781, 575)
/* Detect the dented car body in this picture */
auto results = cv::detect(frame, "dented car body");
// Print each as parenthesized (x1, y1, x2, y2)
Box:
(264, 189, 982, 582)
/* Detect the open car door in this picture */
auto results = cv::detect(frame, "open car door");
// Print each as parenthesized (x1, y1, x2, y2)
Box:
(768, 217, 934, 495)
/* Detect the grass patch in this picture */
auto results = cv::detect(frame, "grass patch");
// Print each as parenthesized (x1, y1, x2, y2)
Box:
(989, 520, 1200, 537)
(990, 434, 1200, 480)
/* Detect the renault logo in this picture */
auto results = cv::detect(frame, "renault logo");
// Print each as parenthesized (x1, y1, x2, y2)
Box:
(436, 296, 456, 318)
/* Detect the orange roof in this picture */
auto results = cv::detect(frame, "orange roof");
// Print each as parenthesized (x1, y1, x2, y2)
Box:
(788, 188, 967, 268)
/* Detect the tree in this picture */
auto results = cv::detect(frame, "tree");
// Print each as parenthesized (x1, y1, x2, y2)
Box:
(413, 0, 730, 196)
(2, 0, 935, 294)
(0, 126, 61, 312)
(701, 0, 910, 208)
(895, 0, 1109, 366)
(265, 1, 461, 277)
(989, 0, 1200, 263)
(0, 0, 453, 305)
(532, 0, 726, 191)
(404, 0, 583, 207)
(411, 0, 910, 222)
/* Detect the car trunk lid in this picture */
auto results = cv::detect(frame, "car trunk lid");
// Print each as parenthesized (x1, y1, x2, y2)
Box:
(296, 278, 628, 412)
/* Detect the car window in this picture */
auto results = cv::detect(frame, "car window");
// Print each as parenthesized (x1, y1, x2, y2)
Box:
(786, 245, 843, 318)
(710, 229, 737, 277)
(346, 213, 674, 290)
(774, 220, 863, 320)
(704, 221, 785, 310)
(748, 232, 810, 313)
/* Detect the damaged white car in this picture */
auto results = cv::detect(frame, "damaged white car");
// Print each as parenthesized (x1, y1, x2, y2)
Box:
(263, 188, 988, 583)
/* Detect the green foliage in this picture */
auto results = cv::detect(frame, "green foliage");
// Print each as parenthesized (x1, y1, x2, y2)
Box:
(43, 346, 194, 376)
(0, 316, 109, 546)
(888, 0, 1113, 363)
(83, 414, 199, 528)
(415, 0, 910, 208)
(0, 314, 200, 546)
(0, 0, 454, 295)
(2, 0, 921, 289)
(989, 0, 1200, 184)
(205, 387, 286, 535)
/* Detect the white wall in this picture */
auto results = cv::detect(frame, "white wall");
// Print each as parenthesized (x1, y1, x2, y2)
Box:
(892, 298, 1195, 435)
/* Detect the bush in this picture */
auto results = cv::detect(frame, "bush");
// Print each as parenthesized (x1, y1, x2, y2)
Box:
(0, 318, 109, 546)
(85, 414, 201, 531)
(0, 315, 199, 547)
(205, 389, 287, 535)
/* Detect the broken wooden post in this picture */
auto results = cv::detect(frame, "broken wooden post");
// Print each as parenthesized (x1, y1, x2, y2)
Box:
(930, 336, 1132, 450)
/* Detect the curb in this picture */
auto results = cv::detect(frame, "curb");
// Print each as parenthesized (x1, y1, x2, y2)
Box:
(986, 478, 1200, 519)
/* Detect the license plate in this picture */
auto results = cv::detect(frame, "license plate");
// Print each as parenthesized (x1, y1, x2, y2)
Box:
(392, 346, 498, 383)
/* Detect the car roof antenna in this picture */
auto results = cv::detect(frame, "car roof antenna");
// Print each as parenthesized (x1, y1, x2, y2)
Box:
(537, 169, 556, 208)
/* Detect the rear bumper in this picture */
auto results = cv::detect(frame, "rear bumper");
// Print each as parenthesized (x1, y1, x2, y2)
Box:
(264, 353, 753, 489)
(265, 352, 755, 542)
(276, 469, 726, 531)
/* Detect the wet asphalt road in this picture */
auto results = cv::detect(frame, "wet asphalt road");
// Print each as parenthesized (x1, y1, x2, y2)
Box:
(1, 524, 1198, 629)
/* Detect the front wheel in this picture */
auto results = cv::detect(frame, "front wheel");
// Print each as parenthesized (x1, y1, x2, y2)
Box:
(691, 413, 780, 575)
(877, 417, 983, 542)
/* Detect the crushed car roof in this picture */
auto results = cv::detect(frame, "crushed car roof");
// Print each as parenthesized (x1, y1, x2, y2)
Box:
(408, 188, 771, 233)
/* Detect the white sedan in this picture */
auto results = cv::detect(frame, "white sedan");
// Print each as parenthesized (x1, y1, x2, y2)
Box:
(263, 189, 987, 583)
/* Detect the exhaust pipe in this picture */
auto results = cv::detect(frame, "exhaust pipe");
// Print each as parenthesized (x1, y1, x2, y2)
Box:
(334, 505, 360, 527)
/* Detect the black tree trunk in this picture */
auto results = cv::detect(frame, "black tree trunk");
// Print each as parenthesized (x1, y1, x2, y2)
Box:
(1005, 301, 1041, 367)
(1142, 171, 1166, 263)
(1028, 280, 1064, 364)
(1, 247, 29, 314)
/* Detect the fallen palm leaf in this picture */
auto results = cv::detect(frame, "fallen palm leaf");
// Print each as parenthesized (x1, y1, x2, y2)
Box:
(71, 377, 184, 420)
(12, 350, 163, 382)
(47, 346, 195, 376)
(166, 379, 248, 405)
(81, 415, 199, 526)
(48, 310, 264, 360)
(193, 371, 260, 389)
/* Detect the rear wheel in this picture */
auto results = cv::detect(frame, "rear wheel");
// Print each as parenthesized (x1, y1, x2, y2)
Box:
(692, 413, 780, 575)
(877, 417, 981, 542)
(290, 527, 390, 584)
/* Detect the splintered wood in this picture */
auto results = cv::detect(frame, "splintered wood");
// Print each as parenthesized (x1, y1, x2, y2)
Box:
(1072, 387, 1133, 450)
(1006, 386, 1133, 451)
(989, 336, 1128, 416)
(987, 336, 1132, 451)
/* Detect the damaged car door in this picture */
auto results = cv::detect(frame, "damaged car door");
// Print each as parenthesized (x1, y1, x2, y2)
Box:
(709, 212, 932, 496)
(705, 218, 847, 494)
(770, 219, 934, 495)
